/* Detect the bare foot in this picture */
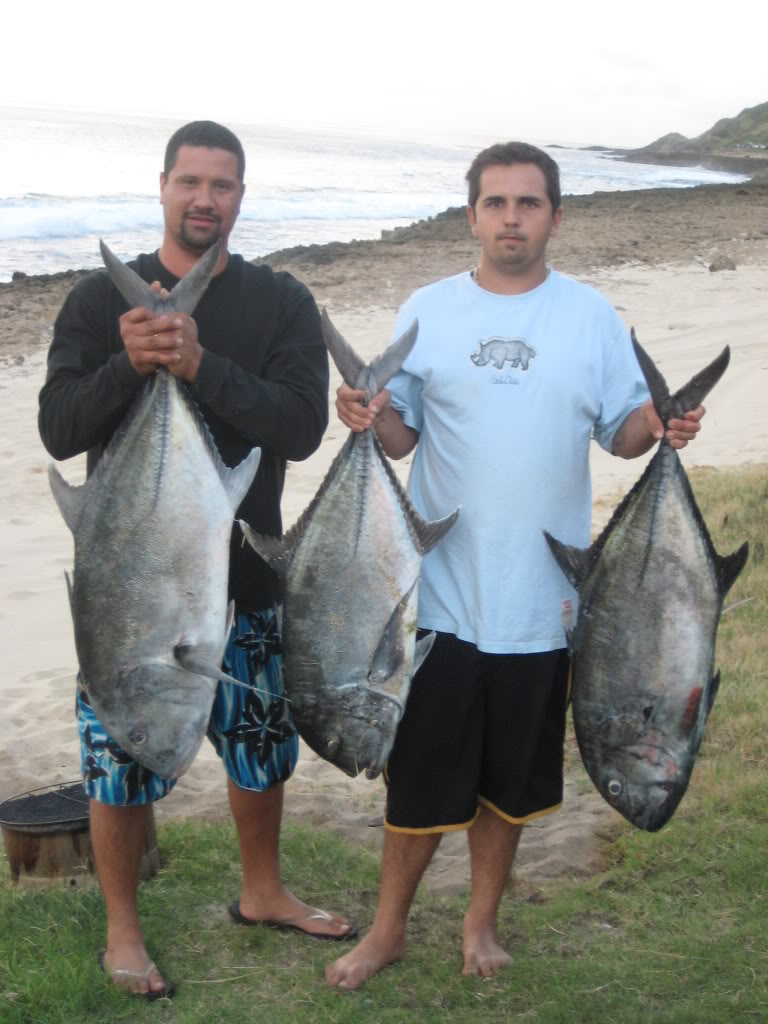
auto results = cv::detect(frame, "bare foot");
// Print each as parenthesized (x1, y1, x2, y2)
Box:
(101, 944, 173, 998)
(462, 920, 511, 978)
(325, 929, 405, 990)
(234, 889, 354, 939)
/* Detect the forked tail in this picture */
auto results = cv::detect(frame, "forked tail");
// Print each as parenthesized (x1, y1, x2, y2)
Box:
(631, 329, 730, 428)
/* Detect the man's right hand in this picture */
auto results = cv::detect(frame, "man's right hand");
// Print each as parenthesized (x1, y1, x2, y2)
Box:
(336, 382, 392, 432)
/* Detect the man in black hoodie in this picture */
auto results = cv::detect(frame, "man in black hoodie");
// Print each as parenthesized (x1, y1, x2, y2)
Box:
(39, 120, 353, 999)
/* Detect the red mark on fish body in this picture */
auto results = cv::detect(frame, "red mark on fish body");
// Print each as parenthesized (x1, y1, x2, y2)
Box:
(680, 686, 703, 737)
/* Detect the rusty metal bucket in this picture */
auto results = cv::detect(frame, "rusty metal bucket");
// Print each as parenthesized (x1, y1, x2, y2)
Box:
(0, 782, 160, 889)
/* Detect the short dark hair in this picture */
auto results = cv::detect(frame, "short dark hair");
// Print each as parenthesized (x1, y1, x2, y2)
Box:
(163, 120, 246, 181)
(466, 142, 561, 213)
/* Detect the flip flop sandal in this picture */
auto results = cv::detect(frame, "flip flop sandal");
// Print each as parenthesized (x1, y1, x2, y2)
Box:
(98, 951, 176, 1000)
(228, 900, 358, 941)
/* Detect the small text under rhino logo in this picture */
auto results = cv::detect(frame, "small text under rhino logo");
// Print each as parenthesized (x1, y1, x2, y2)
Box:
(470, 337, 536, 371)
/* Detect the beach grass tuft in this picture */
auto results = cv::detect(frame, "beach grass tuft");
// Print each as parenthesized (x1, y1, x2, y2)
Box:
(2, 463, 766, 1023)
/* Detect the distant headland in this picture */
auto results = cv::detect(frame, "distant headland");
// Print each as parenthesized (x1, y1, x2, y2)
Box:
(591, 100, 768, 181)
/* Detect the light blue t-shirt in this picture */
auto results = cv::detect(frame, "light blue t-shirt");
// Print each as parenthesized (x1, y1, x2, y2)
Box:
(388, 269, 648, 654)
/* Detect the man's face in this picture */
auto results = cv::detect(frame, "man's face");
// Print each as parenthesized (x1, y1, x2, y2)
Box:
(467, 163, 562, 275)
(160, 145, 244, 253)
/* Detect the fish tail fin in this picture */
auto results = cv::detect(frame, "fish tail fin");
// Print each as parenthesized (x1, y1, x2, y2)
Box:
(320, 308, 418, 395)
(673, 346, 731, 415)
(369, 320, 419, 394)
(631, 329, 730, 424)
(716, 541, 749, 598)
(164, 239, 222, 314)
(543, 531, 591, 591)
(99, 238, 221, 315)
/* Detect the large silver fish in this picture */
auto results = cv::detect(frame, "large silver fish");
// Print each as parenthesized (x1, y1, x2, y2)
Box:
(49, 241, 261, 779)
(544, 334, 748, 831)
(241, 312, 459, 778)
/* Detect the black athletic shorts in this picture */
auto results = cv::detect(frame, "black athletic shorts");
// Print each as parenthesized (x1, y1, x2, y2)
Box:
(384, 632, 570, 833)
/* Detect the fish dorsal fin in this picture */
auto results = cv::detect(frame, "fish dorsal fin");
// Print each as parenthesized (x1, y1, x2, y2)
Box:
(369, 579, 418, 684)
(320, 308, 418, 396)
(238, 520, 295, 577)
(99, 238, 222, 315)
(631, 329, 730, 425)
(220, 447, 262, 513)
(543, 531, 592, 591)
(408, 504, 461, 556)
(48, 464, 89, 534)
(716, 541, 749, 598)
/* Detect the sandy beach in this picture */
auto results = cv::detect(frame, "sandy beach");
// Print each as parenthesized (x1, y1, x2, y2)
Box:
(1, 182, 766, 896)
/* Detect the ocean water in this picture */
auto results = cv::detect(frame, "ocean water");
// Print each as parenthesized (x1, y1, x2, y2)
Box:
(0, 107, 749, 283)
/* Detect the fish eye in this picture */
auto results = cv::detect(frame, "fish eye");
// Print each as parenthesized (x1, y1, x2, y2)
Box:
(607, 779, 622, 797)
(129, 727, 147, 746)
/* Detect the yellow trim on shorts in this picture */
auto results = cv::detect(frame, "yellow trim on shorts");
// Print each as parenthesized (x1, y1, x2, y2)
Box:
(384, 807, 480, 835)
(478, 795, 563, 825)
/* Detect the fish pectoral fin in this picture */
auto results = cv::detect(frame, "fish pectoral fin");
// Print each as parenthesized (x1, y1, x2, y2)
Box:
(238, 520, 293, 576)
(543, 531, 591, 591)
(368, 581, 418, 684)
(409, 505, 460, 556)
(48, 463, 88, 533)
(412, 631, 435, 675)
(173, 644, 228, 682)
(716, 541, 749, 598)
(221, 447, 262, 513)
(173, 643, 289, 701)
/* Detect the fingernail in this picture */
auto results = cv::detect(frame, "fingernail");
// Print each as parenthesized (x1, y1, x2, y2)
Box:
(176, 336, 183, 347)
(174, 318, 182, 327)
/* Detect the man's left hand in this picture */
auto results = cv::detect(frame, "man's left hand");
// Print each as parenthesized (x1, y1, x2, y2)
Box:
(165, 313, 204, 383)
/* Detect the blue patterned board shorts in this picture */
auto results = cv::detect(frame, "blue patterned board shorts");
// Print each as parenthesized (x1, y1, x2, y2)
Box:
(76, 606, 299, 806)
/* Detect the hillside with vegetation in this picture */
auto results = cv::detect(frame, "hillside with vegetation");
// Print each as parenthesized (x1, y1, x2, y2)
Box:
(622, 100, 768, 177)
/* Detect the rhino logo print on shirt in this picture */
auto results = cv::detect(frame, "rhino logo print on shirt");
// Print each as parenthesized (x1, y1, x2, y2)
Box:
(470, 337, 536, 371)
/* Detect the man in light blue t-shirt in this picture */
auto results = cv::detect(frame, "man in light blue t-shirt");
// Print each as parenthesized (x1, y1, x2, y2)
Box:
(326, 142, 706, 990)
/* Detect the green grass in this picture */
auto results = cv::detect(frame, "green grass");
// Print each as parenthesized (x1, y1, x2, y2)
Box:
(2, 465, 766, 1024)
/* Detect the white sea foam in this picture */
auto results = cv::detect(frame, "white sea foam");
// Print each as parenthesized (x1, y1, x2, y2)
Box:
(0, 107, 748, 281)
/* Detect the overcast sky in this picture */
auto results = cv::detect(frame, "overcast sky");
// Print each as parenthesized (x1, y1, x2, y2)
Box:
(4, 0, 766, 148)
